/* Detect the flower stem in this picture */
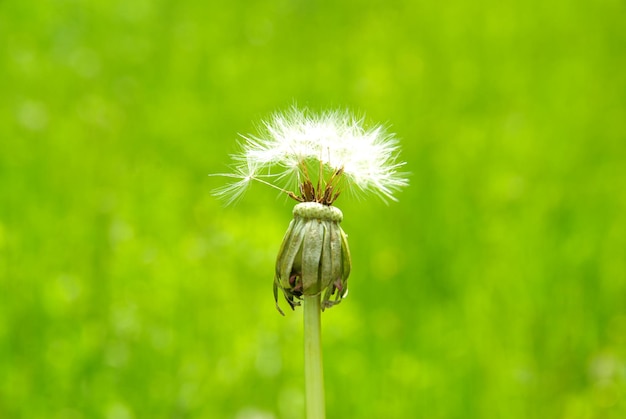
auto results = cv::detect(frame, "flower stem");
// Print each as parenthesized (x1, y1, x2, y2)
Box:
(303, 294, 326, 419)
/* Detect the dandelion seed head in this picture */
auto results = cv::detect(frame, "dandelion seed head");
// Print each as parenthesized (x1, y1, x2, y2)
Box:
(212, 106, 408, 205)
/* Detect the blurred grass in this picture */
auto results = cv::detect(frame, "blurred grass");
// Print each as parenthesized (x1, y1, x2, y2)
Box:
(1, 0, 626, 418)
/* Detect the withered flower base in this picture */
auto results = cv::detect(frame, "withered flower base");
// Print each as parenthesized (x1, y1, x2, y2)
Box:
(274, 202, 351, 315)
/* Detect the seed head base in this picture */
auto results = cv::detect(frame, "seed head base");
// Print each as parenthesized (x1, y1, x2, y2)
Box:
(274, 202, 351, 315)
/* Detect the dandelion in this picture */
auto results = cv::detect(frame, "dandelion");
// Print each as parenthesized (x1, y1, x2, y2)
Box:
(211, 106, 408, 419)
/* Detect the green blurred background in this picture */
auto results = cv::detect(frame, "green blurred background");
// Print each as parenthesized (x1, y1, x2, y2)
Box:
(1, 0, 625, 418)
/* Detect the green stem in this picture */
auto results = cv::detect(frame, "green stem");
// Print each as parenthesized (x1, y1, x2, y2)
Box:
(303, 294, 326, 419)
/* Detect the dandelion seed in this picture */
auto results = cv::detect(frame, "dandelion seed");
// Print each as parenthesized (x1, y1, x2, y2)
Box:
(209, 159, 258, 206)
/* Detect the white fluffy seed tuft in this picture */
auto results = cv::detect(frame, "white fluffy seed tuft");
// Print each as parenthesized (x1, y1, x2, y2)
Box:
(212, 106, 408, 205)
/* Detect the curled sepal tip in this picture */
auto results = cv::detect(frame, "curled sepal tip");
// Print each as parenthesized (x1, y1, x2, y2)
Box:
(274, 202, 351, 314)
